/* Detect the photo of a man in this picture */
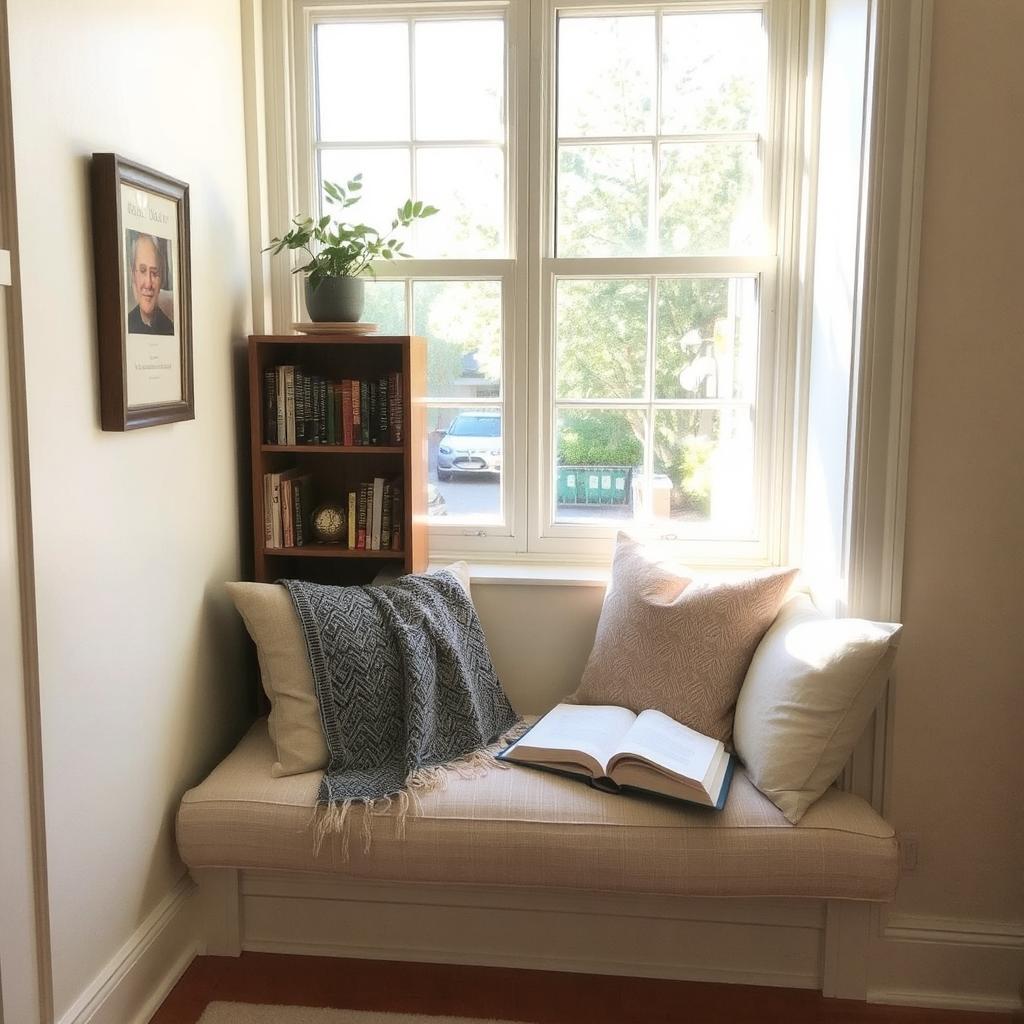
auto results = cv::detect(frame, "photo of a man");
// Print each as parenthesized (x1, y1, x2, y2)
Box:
(126, 231, 174, 335)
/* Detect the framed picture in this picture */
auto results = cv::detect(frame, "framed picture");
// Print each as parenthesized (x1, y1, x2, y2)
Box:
(90, 153, 193, 430)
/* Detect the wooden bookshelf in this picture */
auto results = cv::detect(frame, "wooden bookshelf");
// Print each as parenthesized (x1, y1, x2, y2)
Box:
(248, 334, 427, 586)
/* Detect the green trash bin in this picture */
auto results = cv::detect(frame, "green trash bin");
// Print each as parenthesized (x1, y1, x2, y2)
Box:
(557, 467, 579, 504)
(609, 467, 632, 505)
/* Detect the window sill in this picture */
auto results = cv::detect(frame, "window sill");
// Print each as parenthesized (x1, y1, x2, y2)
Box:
(429, 560, 610, 587)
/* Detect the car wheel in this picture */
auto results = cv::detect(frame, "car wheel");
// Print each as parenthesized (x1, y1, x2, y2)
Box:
(437, 469, 453, 482)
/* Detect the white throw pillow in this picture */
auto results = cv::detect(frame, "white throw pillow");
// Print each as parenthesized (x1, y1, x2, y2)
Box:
(733, 594, 902, 823)
(227, 562, 474, 778)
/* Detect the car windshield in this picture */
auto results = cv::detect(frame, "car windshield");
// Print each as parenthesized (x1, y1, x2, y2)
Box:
(447, 416, 500, 438)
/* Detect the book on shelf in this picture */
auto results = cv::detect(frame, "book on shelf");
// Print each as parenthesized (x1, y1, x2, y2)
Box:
(356, 481, 370, 549)
(263, 369, 277, 445)
(264, 468, 305, 549)
(370, 477, 385, 550)
(498, 703, 735, 810)
(390, 477, 402, 551)
(263, 366, 405, 449)
(380, 479, 392, 550)
(346, 490, 356, 550)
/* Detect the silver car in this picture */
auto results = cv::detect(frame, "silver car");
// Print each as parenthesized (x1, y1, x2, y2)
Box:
(436, 413, 502, 481)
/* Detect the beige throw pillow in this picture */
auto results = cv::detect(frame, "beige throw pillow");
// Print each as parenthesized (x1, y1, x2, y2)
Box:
(572, 534, 797, 744)
(733, 594, 902, 822)
(226, 563, 474, 778)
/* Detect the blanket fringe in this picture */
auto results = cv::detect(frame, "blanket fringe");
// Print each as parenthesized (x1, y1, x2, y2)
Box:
(310, 718, 531, 858)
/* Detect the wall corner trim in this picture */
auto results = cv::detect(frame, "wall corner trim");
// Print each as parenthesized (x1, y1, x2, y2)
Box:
(55, 875, 200, 1024)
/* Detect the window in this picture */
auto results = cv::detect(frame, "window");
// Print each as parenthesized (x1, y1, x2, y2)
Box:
(286, 0, 798, 563)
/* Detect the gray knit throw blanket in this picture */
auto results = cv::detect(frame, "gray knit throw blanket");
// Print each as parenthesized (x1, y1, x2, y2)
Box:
(284, 570, 519, 847)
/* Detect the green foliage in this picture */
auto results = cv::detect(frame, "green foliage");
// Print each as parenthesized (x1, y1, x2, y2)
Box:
(670, 435, 715, 517)
(264, 176, 439, 283)
(558, 411, 643, 467)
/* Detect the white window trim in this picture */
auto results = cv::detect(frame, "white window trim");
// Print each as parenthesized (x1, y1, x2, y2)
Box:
(249, 0, 926, 583)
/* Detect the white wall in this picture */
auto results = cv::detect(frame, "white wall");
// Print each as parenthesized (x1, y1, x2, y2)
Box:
(866, 0, 1024, 1006)
(5, 0, 253, 1018)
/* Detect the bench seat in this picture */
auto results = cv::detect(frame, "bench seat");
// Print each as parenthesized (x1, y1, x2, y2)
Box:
(177, 720, 897, 902)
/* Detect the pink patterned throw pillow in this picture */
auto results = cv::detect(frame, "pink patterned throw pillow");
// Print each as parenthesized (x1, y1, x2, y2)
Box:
(571, 533, 797, 745)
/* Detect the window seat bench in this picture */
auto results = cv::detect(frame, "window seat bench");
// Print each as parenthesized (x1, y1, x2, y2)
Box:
(176, 719, 896, 998)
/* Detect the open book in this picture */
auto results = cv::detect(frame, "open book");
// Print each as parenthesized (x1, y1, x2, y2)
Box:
(498, 703, 734, 809)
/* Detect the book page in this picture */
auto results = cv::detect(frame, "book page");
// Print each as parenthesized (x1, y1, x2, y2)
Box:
(608, 709, 723, 788)
(503, 703, 637, 777)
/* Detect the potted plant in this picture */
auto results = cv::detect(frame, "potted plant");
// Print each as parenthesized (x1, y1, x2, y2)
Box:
(265, 175, 438, 323)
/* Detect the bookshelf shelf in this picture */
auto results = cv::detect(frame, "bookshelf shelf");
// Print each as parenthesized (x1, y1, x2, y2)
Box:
(248, 333, 427, 586)
(263, 546, 406, 559)
(260, 445, 405, 455)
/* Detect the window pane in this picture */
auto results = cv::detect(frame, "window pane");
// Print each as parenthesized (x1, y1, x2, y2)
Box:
(661, 13, 766, 135)
(317, 23, 409, 141)
(429, 406, 502, 523)
(557, 144, 652, 257)
(555, 279, 648, 400)
(413, 280, 501, 400)
(555, 408, 645, 523)
(658, 142, 760, 254)
(655, 278, 758, 400)
(557, 15, 655, 137)
(363, 281, 407, 335)
(319, 149, 411, 242)
(652, 408, 754, 532)
(415, 20, 504, 141)
(414, 147, 504, 258)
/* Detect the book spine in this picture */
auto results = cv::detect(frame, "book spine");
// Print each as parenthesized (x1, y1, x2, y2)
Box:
(306, 371, 315, 444)
(295, 368, 305, 444)
(333, 384, 342, 445)
(380, 480, 392, 550)
(351, 379, 362, 444)
(393, 370, 403, 445)
(341, 380, 353, 446)
(390, 477, 402, 551)
(378, 374, 388, 444)
(359, 380, 370, 445)
(326, 381, 335, 444)
(370, 477, 384, 550)
(347, 490, 356, 549)
(356, 482, 369, 549)
(276, 367, 286, 446)
(281, 478, 294, 548)
(319, 378, 328, 444)
(262, 473, 273, 546)
(270, 472, 283, 548)
(284, 367, 295, 446)
(293, 476, 310, 547)
(367, 380, 378, 445)
(263, 369, 277, 445)
(309, 374, 319, 444)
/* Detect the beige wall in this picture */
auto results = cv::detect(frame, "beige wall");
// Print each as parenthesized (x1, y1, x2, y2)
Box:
(888, 0, 1024, 923)
(6, 0, 253, 1017)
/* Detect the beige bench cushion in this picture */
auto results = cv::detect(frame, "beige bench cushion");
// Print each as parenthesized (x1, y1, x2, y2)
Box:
(177, 720, 897, 901)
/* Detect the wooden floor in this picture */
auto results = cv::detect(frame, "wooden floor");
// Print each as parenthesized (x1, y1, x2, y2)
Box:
(151, 954, 1018, 1024)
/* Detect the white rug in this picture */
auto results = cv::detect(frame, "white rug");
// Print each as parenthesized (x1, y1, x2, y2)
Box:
(197, 1004, 528, 1024)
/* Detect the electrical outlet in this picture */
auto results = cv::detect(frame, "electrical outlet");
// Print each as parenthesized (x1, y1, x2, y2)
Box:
(898, 832, 919, 873)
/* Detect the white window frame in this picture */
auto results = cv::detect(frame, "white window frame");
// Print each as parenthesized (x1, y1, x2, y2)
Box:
(529, 0, 804, 565)
(284, 0, 531, 555)
(271, 0, 808, 565)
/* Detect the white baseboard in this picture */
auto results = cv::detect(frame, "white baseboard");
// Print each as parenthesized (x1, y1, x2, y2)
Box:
(57, 874, 201, 1024)
(870, 912, 1024, 1014)
(870, 989, 1023, 1013)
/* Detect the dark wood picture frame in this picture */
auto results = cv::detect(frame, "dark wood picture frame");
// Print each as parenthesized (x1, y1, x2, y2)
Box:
(91, 153, 193, 430)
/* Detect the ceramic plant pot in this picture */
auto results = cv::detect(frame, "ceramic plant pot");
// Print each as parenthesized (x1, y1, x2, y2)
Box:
(304, 275, 365, 323)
